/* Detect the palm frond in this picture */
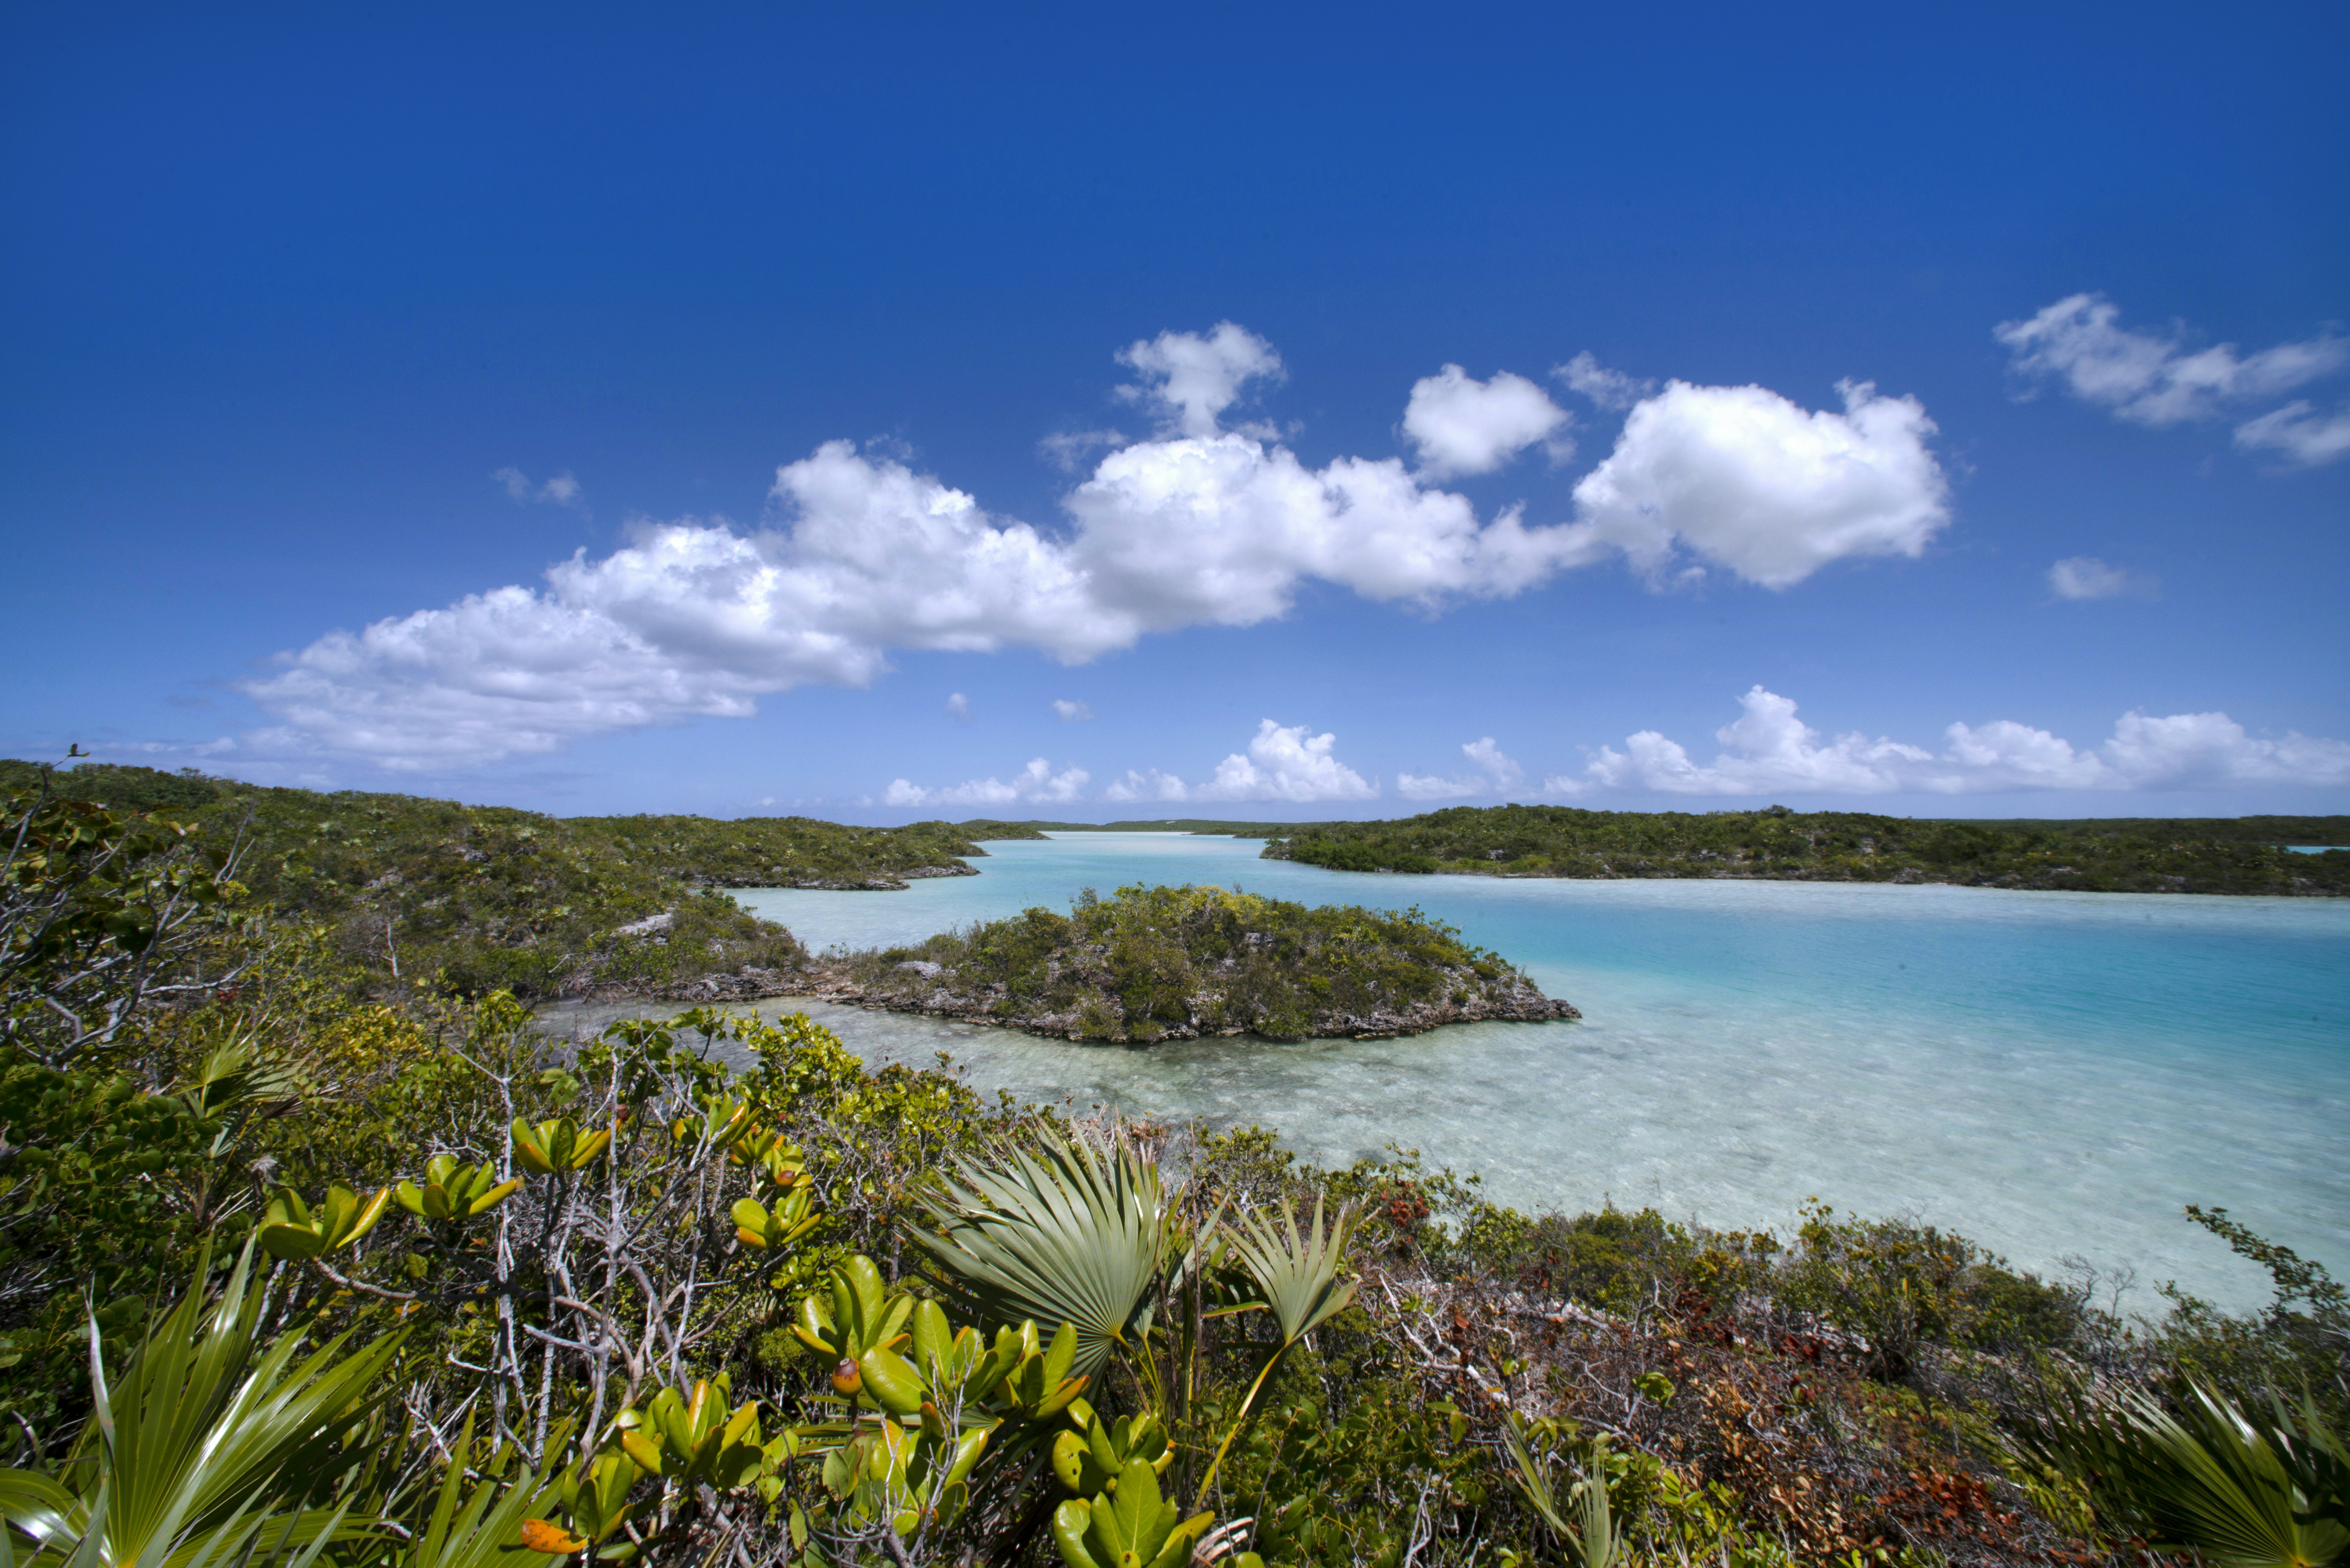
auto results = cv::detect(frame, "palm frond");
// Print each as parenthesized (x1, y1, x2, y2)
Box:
(1500, 1419, 1626, 1568)
(3, 1238, 405, 1568)
(1224, 1195, 1357, 1347)
(909, 1127, 1172, 1379)
(2005, 1371, 2350, 1568)
(389, 1412, 567, 1568)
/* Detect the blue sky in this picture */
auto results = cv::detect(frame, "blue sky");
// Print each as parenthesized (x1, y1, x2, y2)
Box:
(5, 4, 2346, 821)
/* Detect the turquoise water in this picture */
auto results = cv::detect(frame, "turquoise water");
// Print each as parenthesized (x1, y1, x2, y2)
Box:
(2285, 845, 2346, 853)
(695, 834, 2346, 1311)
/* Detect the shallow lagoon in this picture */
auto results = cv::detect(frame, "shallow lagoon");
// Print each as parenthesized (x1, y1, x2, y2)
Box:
(559, 833, 2349, 1310)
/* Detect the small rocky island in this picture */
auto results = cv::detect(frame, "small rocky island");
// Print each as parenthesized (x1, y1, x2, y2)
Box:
(803, 882, 1576, 1043)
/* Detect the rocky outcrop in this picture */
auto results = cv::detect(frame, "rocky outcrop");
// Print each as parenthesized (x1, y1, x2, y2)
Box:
(800, 960, 1576, 1043)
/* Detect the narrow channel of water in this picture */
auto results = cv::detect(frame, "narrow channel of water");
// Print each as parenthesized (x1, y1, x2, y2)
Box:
(542, 834, 2350, 1311)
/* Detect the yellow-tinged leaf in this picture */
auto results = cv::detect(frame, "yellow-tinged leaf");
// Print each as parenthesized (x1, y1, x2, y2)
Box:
(467, 1176, 523, 1216)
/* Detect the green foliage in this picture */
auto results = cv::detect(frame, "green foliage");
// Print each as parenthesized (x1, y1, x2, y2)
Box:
(912, 1127, 1177, 1380)
(1258, 802, 2350, 896)
(0, 1239, 404, 1568)
(0, 759, 1028, 1005)
(561, 813, 996, 890)
(2155, 1206, 2350, 1426)
(1, 765, 247, 1065)
(1050, 1460, 1216, 1568)
(837, 882, 1558, 1042)
(2003, 1378, 2350, 1565)
(1775, 1203, 2096, 1373)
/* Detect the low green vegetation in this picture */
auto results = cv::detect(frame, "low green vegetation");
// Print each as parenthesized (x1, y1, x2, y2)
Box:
(821, 883, 1573, 1042)
(1257, 803, 2350, 895)
(0, 760, 1017, 1003)
(5, 763, 2345, 1567)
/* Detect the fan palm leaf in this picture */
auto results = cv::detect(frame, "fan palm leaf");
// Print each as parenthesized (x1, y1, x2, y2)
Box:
(910, 1129, 1172, 1381)
(1198, 1196, 1357, 1492)
(387, 1413, 568, 1568)
(2124, 1385, 2348, 1568)
(2007, 1372, 2349, 1568)
(1222, 1195, 1357, 1347)
(1500, 1419, 1627, 1568)
(0, 1239, 405, 1568)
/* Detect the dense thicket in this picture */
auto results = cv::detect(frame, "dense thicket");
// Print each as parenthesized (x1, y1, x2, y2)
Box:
(1253, 804, 2350, 895)
(0, 761, 1012, 1001)
(821, 883, 1574, 1042)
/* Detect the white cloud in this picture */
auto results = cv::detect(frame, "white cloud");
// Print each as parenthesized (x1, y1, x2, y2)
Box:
(1104, 720, 1378, 805)
(1464, 735, 1525, 789)
(1398, 735, 1526, 800)
(1194, 720, 1377, 803)
(1115, 323, 1284, 439)
(1402, 365, 1572, 478)
(1996, 294, 2348, 428)
(2232, 401, 2350, 467)
(248, 328, 1955, 768)
(1573, 686, 2350, 795)
(1555, 351, 1656, 411)
(1052, 699, 1095, 722)
(1586, 687, 1934, 795)
(884, 757, 1089, 810)
(2048, 556, 2159, 601)
(1570, 381, 1950, 588)
(1100, 768, 1189, 804)
(1394, 773, 1484, 801)
(945, 692, 971, 721)
(494, 467, 586, 507)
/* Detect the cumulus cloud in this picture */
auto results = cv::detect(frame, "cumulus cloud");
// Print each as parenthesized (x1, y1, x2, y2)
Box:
(1051, 699, 1095, 722)
(945, 692, 971, 721)
(1101, 720, 1377, 804)
(1570, 381, 1950, 588)
(1555, 351, 1656, 411)
(248, 328, 1954, 768)
(1194, 720, 1377, 802)
(1573, 686, 2350, 795)
(884, 757, 1089, 809)
(1996, 294, 2348, 430)
(1398, 735, 1525, 800)
(2048, 556, 2159, 601)
(494, 467, 586, 507)
(1099, 768, 1189, 804)
(1402, 365, 1572, 478)
(1115, 323, 1284, 438)
(2232, 401, 2350, 467)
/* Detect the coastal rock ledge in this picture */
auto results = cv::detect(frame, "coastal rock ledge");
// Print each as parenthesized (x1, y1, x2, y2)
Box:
(791, 883, 1579, 1045)
(803, 964, 1577, 1043)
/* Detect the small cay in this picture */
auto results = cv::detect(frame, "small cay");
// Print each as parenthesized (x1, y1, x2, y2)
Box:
(805, 881, 1576, 1042)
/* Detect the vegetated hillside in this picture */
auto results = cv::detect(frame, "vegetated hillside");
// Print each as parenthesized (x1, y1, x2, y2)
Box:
(0, 761, 984, 1002)
(1257, 803, 2350, 895)
(814, 881, 1575, 1041)
(565, 813, 1002, 887)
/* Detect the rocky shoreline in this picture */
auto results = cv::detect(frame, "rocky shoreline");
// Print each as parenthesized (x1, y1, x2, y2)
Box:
(685, 861, 980, 892)
(796, 959, 1576, 1042)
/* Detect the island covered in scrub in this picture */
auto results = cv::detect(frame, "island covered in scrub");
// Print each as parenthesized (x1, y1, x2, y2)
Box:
(966, 806, 2350, 896)
(0, 759, 986, 1003)
(1258, 804, 2350, 894)
(807, 882, 1575, 1041)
